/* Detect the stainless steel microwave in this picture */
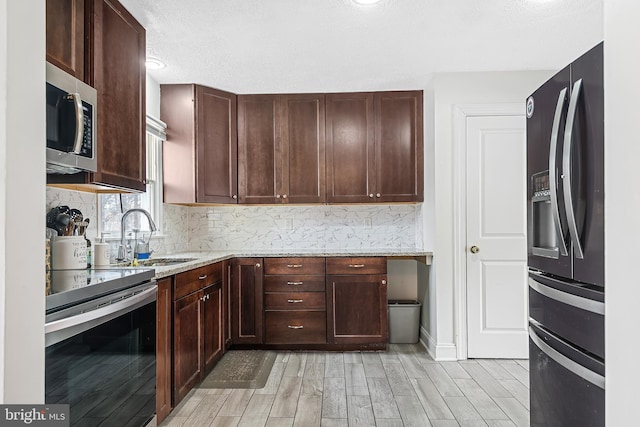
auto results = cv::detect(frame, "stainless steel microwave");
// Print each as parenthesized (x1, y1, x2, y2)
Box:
(46, 62, 97, 174)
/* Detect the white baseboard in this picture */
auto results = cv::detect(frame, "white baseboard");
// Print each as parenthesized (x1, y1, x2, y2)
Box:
(420, 326, 458, 361)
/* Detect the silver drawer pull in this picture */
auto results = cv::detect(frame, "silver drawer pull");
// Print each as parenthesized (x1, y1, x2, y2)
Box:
(198, 274, 207, 280)
(348, 264, 365, 268)
(286, 264, 303, 268)
(287, 281, 304, 286)
(287, 299, 304, 303)
(288, 325, 304, 329)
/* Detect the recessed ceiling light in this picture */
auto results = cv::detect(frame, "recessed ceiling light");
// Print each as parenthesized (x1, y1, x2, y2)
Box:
(146, 57, 166, 70)
(353, 0, 383, 5)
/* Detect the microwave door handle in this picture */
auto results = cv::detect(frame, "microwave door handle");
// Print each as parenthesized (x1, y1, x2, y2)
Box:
(549, 87, 569, 256)
(68, 93, 84, 154)
(562, 79, 584, 259)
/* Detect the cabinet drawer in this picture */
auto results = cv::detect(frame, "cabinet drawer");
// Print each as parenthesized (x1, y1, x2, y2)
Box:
(326, 257, 387, 275)
(265, 292, 326, 311)
(174, 262, 223, 300)
(264, 257, 325, 275)
(265, 311, 327, 344)
(264, 275, 325, 292)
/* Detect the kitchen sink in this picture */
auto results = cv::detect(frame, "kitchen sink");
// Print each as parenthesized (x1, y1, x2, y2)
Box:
(115, 257, 198, 267)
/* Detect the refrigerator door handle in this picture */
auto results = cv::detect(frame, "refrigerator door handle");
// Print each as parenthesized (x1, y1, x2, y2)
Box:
(549, 87, 569, 257)
(562, 78, 585, 259)
(529, 326, 604, 389)
(529, 277, 604, 315)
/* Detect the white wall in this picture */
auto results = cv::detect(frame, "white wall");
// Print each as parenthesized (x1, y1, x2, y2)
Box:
(422, 71, 552, 360)
(0, 0, 46, 402)
(604, 1, 640, 424)
(146, 74, 161, 119)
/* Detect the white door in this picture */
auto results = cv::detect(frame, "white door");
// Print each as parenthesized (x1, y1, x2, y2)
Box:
(466, 115, 528, 359)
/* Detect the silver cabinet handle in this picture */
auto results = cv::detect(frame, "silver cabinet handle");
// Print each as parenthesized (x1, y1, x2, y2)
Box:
(288, 325, 304, 329)
(287, 281, 304, 286)
(255, 263, 261, 268)
(282, 194, 288, 199)
(549, 87, 569, 258)
(286, 264, 303, 268)
(381, 280, 387, 285)
(276, 194, 281, 199)
(232, 195, 238, 199)
(376, 193, 381, 198)
(348, 264, 365, 268)
(562, 78, 585, 259)
(369, 194, 374, 198)
(198, 274, 208, 280)
(68, 93, 84, 154)
(287, 299, 304, 303)
(529, 326, 604, 389)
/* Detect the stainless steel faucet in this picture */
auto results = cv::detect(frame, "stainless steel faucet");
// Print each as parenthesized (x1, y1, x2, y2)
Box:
(116, 209, 157, 261)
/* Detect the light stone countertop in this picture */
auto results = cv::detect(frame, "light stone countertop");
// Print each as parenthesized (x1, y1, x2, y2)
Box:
(141, 249, 433, 279)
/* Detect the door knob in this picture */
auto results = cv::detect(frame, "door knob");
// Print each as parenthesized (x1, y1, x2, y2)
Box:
(470, 245, 480, 254)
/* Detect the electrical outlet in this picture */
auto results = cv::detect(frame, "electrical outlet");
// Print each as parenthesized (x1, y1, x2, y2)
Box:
(284, 219, 293, 230)
(364, 218, 372, 229)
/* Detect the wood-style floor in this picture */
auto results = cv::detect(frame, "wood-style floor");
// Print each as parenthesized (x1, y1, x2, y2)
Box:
(158, 344, 530, 427)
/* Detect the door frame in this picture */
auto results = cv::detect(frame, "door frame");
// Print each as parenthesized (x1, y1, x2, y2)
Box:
(452, 103, 525, 360)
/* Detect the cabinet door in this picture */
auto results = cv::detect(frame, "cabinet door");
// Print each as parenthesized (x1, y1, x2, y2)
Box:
(89, 0, 147, 191)
(173, 290, 202, 404)
(156, 277, 172, 424)
(374, 91, 423, 202)
(46, 0, 84, 79)
(280, 94, 326, 203)
(326, 93, 375, 203)
(202, 281, 223, 374)
(326, 274, 388, 344)
(223, 261, 232, 350)
(231, 258, 264, 344)
(238, 95, 280, 204)
(197, 86, 238, 203)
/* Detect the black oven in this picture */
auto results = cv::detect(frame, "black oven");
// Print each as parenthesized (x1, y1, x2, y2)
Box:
(45, 269, 156, 426)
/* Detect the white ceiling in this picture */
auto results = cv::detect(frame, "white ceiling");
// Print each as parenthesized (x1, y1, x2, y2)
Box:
(120, 0, 603, 94)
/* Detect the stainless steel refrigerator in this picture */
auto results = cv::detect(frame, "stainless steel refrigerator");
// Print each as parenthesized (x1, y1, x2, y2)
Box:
(526, 42, 604, 426)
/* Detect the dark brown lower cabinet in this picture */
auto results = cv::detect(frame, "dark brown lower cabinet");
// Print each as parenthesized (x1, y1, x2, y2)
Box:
(156, 277, 172, 424)
(173, 290, 201, 404)
(202, 281, 223, 373)
(172, 262, 224, 405)
(326, 257, 388, 345)
(231, 258, 264, 345)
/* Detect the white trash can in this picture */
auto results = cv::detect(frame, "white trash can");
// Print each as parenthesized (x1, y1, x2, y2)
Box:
(388, 300, 421, 344)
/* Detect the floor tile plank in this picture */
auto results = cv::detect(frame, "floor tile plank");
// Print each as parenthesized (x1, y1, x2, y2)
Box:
(398, 353, 428, 378)
(283, 353, 307, 378)
(422, 363, 464, 397)
(498, 379, 529, 410)
(384, 362, 417, 396)
(493, 397, 529, 427)
(476, 360, 515, 381)
(265, 418, 294, 427)
(497, 362, 529, 387)
(347, 395, 375, 426)
(302, 363, 324, 396)
(454, 378, 509, 420)
(270, 376, 302, 418)
(443, 396, 485, 423)
(324, 353, 345, 378)
(293, 394, 322, 427)
(441, 362, 472, 379)
(209, 416, 241, 427)
(460, 364, 512, 399)
(345, 363, 369, 396)
(321, 377, 347, 419)
(216, 389, 255, 417)
(255, 362, 286, 395)
(367, 377, 401, 419)
(238, 394, 275, 427)
(395, 395, 432, 427)
(410, 377, 455, 420)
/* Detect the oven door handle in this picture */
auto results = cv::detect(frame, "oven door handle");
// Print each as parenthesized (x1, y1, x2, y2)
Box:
(529, 326, 604, 389)
(45, 285, 157, 347)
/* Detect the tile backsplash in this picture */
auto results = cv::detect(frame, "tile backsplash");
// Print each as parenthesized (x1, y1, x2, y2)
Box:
(46, 187, 423, 254)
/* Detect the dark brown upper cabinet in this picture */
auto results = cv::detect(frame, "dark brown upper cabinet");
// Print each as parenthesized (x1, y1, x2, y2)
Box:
(46, 0, 85, 80)
(47, 0, 147, 192)
(326, 91, 423, 203)
(88, 0, 147, 191)
(161, 84, 238, 204)
(238, 94, 326, 204)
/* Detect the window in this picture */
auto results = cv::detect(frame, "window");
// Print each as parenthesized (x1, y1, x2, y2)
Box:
(98, 116, 165, 239)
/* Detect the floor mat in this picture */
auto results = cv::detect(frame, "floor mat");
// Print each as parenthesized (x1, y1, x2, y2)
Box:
(198, 350, 277, 389)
